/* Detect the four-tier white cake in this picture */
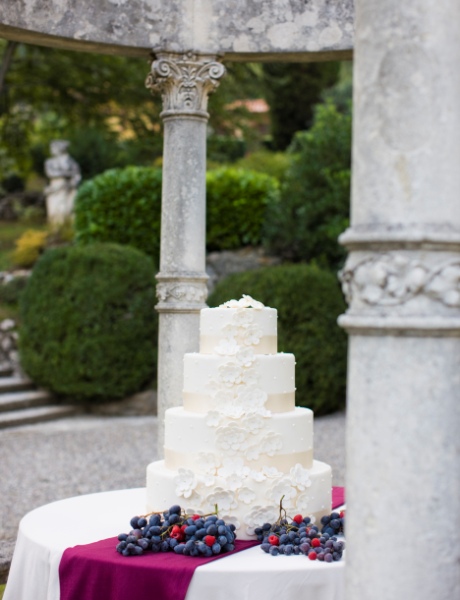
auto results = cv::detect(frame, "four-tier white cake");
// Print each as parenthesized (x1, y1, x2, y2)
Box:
(146, 295, 332, 539)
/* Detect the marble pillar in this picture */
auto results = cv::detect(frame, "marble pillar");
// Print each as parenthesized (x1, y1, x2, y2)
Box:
(339, 1, 460, 599)
(146, 52, 225, 452)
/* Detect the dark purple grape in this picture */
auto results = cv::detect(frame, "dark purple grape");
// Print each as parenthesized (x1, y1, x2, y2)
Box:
(130, 516, 139, 529)
(324, 554, 333, 563)
(269, 546, 279, 556)
(169, 505, 181, 515)
(118, 533, 128, 541)
(174, 544, 186, 554)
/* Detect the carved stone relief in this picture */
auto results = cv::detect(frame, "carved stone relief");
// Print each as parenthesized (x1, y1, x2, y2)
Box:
(340, 254, 460, 309)
(146, 51, 226, 117)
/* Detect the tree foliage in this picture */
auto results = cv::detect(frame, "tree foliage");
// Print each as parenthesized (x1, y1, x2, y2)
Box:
(262, 62, 341, 150)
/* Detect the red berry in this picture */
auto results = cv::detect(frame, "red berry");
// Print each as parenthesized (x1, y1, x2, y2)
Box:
(171, 525, 181, 534)
(268, 535, 279, 546)
(181, 524, 188, 532)
(312, 538, 321, 548)
(340, 510, 346, 518)
(293, 514, 303, 524)
(204, 535, 216, 547)
(192, 514, 201, 521)
(308, 551, 317, 560)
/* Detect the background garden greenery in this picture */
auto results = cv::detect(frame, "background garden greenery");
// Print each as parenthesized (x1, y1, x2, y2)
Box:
(0, 39, 352, 413)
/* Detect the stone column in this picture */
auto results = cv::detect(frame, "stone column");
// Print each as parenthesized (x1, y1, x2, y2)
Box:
(339, 2, 460, 599)
(146, 52, 225, 452)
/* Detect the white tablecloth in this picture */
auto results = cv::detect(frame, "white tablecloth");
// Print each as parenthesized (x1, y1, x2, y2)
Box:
(4, 488, 345, 600)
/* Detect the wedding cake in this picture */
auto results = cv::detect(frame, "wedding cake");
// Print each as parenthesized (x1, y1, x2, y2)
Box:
(146, 296, 332, 540)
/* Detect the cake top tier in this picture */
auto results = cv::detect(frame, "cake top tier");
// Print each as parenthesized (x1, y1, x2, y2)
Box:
(200, 295, 277, 355)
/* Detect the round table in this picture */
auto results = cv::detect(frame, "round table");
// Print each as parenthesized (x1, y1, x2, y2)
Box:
(4, 488, 345, 600)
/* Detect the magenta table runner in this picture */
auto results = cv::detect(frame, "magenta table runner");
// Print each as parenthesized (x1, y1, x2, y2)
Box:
(59, 486, 345, 600)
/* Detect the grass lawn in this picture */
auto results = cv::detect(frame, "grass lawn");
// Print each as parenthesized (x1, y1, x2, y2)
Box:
(0, 583, 5, 598)
(0, 221, 48, 271)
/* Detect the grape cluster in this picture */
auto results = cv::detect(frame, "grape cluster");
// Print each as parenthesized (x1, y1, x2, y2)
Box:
(255, 512, 345, 562)
(321, 510, 345, 536)
(116, 504, 236, 558)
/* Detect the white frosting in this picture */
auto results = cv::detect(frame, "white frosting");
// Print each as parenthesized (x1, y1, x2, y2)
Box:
(164, 406, 313, 469)
(200, 306, 277, 355)
(147, 459, 332, 538)
(146, 296, 332, 539)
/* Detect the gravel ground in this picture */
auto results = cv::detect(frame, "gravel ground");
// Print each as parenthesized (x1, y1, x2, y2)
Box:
(0, 410, 345, 581)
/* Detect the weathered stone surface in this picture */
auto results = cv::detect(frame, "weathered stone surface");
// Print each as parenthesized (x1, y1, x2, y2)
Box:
(340, 1, 460, 599)
(0, 0, 354, 60)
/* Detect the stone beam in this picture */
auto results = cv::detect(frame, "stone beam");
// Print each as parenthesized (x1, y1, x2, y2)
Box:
(340, 1, 460, 599)
(146, 51, 225, 452)
(0, 0, 353, 61)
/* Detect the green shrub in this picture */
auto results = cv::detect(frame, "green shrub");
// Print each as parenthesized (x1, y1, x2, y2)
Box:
(233, 151, 291, 183)
(206, 167, 279, 251)
(208, 263, 347, 415)
(74, 166, 162, 265)
(19, 243, 157, 402)
(207, 136, 246, 163)
(263, 101, 352, 270)
(0, 275, 29, 305)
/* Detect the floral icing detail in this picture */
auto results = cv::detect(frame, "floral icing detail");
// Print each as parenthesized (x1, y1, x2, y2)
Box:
(218, 361, 243, 386)
(221, 514, 241, 530)
(244, 505, 278, 536)
(235, 346, 256, 367)
(289, 463, 312, 491)
(236, 387, 268, 412)
(217, 457, 251, 479)
(215, 338, 240, 356)
(205, 488, 238, 511)
(262, 466, 283, 478)
(206, 410, 222, 427)
(241, 368, 259, 386)
(220, 295, 265, 309)
(296, 492, 313, 513)
(174, 468, 198, 499)
(240, 413, 264, 433)
(238, 487, 257, 504)
(258, 431, 283, 456)
(196, 452, 220, 475)
(233, 309, 254, 327)
(266, 479, 298, 507)
(243, 325, 262, 346)
(215, 423, 250, 455)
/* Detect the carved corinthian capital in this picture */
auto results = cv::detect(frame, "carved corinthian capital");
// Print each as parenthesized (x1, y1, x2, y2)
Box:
(146, 51, 225, 119)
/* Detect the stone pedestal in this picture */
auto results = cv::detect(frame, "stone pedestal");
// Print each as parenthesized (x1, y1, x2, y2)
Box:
(44, 140, 81, 227)
(146, 52, 225, 452)
(340, 1, 460, 599)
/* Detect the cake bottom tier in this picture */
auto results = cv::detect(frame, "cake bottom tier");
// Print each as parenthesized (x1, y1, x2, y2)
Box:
(146, 459, 332, 540)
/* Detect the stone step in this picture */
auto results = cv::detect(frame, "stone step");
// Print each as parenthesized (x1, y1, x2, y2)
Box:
(0, 389, 52, 413)
(0, 376, 34, 394)
(0, 364, 13, 377)
(0, 404, 81, 429)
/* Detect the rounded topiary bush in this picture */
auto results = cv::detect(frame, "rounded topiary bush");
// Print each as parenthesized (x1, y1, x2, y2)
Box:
(19, 243, 157, 402)
(208, 264, 347, 415)
(206, 167, 279, 251)
(74, 166, 162, 265)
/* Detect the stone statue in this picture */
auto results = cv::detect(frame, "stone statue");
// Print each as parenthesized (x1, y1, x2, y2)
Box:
(44, 140, 81, 227)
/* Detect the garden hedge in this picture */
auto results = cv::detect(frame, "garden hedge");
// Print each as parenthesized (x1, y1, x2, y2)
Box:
(19, 243, 157, 402)
(208, 263, 347, 415)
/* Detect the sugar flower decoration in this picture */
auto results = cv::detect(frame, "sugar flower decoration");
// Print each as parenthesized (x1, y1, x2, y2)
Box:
(235, 346, 255, 367)
(243, 326, 262, 347)
(205, 488, 237, 512)
(216, 423, 250, 455)
(266, 479, 298, 507)
(238, 487, 257, 504)
(215, 338, 240, 356)
(174, 468, 198, 499)
(244, 505, 278, 536)
(258, 431, 283, 456)
(289, 463, 312, 491)
(220, 295, 265, 309)
(218, 361, 243, 386)
(196, 452, 220, 475)
(233, 309, 254, 328)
